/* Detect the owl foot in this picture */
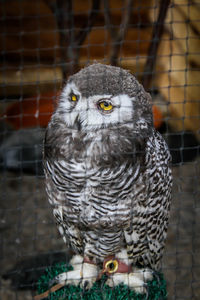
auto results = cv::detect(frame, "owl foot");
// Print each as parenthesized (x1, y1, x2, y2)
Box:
(52, 255, 98, 289)
(106, 268, 153, 294)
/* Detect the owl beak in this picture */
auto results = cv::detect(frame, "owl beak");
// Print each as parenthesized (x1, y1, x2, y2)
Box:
(74, 116, 82, 131)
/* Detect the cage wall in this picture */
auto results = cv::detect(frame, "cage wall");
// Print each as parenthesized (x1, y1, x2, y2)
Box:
(0, 0, 200, 299)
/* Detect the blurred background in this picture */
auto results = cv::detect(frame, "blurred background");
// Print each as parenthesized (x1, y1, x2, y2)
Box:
(0, 0, 199, 299)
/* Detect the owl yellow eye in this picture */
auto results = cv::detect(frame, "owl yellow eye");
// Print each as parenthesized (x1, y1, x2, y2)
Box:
(70, 93, 78, 102)
(98, 101, 113, 112)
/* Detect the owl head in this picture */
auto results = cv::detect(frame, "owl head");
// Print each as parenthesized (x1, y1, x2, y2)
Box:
(56, 64, 153, 134)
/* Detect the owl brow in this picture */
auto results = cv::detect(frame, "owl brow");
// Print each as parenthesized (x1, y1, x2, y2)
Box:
(104, 96, 120, 108)
(97, 95, 112, 101)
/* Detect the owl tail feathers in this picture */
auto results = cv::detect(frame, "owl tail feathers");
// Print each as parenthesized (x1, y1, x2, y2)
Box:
(34, 260, 167, 300)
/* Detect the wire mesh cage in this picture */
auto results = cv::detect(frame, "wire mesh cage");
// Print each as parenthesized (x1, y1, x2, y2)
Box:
(0, 0, 200, 299)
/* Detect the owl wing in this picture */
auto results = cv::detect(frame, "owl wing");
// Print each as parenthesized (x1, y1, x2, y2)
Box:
(123, 130, 172, 269)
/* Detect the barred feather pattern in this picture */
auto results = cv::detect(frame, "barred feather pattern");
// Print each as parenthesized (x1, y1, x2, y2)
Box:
(44, 117, 172, 270)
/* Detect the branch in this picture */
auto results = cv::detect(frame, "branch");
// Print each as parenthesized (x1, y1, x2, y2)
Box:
(103, 0, 117, 40)
(48, 0, 74, 79)
(76, 0, 101, 46)
(109, 0, 133, 66)
(142, 0, 171, 90)
(46, 0, 100, 79)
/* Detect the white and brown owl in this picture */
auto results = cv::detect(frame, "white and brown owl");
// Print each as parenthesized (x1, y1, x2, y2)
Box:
(43, 64, 172, 293)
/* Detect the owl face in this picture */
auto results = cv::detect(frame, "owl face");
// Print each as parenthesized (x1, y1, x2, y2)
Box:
(58, 82, 135, 130)
(56, 64, 152, 132)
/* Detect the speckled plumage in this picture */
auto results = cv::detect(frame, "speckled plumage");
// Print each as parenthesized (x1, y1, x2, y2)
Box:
(43, 64, 172, 291)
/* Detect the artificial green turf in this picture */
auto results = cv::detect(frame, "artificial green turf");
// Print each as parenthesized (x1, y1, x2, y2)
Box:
(36, 262, 167, 300)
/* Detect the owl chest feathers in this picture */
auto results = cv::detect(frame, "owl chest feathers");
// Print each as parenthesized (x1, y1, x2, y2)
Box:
(45, 128, 146, 229)
(49, 156, 141, 229)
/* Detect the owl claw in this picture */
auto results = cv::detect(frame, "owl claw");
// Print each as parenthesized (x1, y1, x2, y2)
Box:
(106, 268, 153, 294)
(51, 255, 98, 290)
(79, 263, 98, 289)
(83, 280, 89, 289)
(80, 279, 94, 291)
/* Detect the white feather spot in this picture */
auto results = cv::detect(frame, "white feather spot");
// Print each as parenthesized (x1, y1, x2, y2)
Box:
(58, 226, 64, 235)
(131, 231, 139, 243)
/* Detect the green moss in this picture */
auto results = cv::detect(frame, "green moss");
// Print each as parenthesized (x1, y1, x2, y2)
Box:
(36, 262, 167, 300)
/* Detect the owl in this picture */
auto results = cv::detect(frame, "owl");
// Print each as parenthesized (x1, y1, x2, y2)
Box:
(44, 64, 172, 293)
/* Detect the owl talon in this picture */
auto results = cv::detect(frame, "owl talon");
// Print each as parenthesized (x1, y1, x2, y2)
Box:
(106, 268, 153, 294)
(83, 280, 89, 289)
(51, 255, 98, 289)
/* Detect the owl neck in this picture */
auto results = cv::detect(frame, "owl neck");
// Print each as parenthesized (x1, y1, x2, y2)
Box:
(73, 126, 148, 167)
(46, 120, 151, 168)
